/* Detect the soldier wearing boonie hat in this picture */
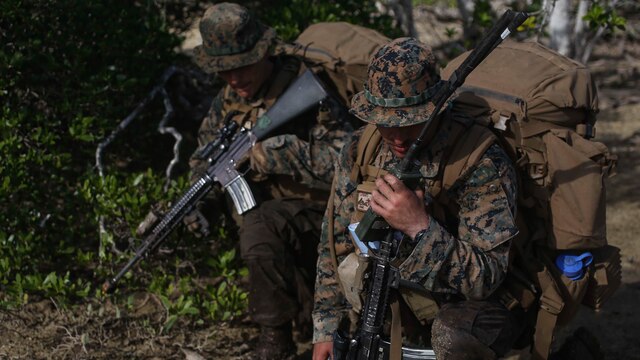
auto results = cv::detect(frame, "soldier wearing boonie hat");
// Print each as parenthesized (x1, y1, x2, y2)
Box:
(184, 3, 354, 359)
(349, 36, 442, 128)
(312, 38, 527, 359)
(193, 3, 277, 74)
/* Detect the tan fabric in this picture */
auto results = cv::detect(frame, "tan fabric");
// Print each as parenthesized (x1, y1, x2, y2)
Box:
(441, 40, 620, 359)
(337, 252, 371, 314)
(441, 40, 598, 133)
(278, 22, 390, 103)
(583, 245, 622, 310)
(544, 130, 609, 249)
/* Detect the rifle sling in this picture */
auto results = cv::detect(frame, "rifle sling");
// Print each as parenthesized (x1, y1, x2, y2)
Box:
(390, 292, 402, 360)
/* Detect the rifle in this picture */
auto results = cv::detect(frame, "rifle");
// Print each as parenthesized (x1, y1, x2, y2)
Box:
(335, 10, 529, 360)
(102, 70, 329, 294)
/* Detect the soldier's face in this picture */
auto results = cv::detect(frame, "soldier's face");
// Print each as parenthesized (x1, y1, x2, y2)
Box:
(377, 123, 423, 158)
(218, 56, 274, 99)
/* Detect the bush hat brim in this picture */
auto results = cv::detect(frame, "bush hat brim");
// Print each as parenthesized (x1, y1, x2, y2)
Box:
(193, 25, 276, 73)
(350, 86, 440, 128)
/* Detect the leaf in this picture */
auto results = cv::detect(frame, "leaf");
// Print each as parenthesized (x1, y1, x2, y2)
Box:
(163, 314, 178, 333)
(43, 272, 58, 286)
(133, 173, 144, 186)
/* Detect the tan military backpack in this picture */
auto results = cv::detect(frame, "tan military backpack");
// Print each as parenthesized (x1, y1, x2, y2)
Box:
(277, 22, 390, 104)
(440, 39, 620, 359)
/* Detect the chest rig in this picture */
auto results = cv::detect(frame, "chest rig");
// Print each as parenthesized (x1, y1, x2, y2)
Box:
(349, 116, 497, 229)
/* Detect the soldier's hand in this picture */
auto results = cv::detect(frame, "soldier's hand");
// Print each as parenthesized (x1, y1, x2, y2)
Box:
(312, 341, 333, 360)
(183, 208, 211, 238)
(370, 173, 430, 239)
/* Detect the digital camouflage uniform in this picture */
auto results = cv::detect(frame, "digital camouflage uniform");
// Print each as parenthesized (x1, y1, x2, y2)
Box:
(189, 3, 352, 355)
(313, 38, 526, 359)
(190, 58, 350, 327)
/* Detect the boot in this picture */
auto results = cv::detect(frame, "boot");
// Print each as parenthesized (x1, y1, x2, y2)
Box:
(253, 323, 296, 360)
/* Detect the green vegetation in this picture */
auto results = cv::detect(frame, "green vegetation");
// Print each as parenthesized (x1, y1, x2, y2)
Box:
(248, 0, 403, 40)
(583, 3, 626, 33)
(0, 0, 400, 329)
(1, 0, 185, 308)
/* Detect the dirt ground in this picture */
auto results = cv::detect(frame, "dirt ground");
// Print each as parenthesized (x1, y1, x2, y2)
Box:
(1, 6, 639, 360)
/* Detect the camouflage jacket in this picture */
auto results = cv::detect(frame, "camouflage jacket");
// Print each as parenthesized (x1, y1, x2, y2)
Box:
(312, 123, 519, 343)
(189, 55, 351, 202)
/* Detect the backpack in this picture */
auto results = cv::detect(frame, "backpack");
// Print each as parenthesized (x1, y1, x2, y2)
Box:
(277, 22, 390, 104)
(346, 40, 620, 359)
(439, 40, 620, 359)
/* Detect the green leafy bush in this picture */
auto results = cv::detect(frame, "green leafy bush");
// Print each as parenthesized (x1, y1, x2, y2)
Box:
(0, 0, 404, 328)
(0, 0, 184, 306)
(244, 0, 403, 40)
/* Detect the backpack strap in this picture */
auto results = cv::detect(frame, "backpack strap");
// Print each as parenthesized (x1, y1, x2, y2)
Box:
(532, 264, 565, 360)
(326, 125, 382, 275)
(350, 124, 382, 183)
(389, 292, 402, 360)
(264, 56, 302, 108)
(441, 124, 498, 191)
(426, 118, 497, 224)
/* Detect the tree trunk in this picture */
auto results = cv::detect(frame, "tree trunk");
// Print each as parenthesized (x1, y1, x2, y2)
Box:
(457, 0, 478, 41)
(548, 0, 573, 57)
(573, 0, 591, 63)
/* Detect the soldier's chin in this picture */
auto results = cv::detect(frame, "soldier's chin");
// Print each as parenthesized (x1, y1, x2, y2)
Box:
(236, 89, 253, 99)
(391, 146, 409, 158)
(234, 85, 254, 99)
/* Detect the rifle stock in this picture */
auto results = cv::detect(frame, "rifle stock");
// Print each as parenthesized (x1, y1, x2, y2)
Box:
(102, 70, 329, 294)
(340, 10, 529, 360)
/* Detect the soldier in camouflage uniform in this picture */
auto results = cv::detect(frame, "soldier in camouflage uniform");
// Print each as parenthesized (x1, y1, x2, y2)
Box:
(188, 3, 352, 359)
(312, 38, 527, 360)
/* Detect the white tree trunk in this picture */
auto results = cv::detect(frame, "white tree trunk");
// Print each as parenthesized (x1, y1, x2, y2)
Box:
(536, 0, 552, 42)
(548, 0, 573, 57)
(573, 0, 591, 62)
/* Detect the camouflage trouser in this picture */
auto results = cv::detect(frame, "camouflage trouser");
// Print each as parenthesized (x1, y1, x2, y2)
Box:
(431, 300, 526, 360)
(239, 198, 325, 331)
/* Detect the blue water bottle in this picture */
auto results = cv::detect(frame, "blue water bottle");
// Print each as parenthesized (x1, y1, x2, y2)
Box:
(555, 252, 593, 280)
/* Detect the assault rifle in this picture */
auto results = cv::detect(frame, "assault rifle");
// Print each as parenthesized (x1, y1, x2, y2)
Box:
(334, 10, 529, 360)
(102, 70, 329, 294)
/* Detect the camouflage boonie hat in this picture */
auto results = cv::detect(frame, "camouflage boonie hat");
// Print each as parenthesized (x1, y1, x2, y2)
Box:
(193, 3, 277, 73)
(350, 37, 442, 127)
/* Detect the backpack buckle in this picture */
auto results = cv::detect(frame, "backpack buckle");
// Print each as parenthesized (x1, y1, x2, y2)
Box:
(493, 114, 510, 131)
(540, 292, 564, 315)
(576, 123, 596, 139)
(528, 163, 547, 180)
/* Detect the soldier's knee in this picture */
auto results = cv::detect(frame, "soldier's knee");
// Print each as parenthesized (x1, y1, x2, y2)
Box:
(431, 309, 498, 360)
(239, 204, 288, 259)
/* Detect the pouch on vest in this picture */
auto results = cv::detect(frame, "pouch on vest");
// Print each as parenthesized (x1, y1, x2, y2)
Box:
(337, 252, 370, 314)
